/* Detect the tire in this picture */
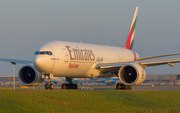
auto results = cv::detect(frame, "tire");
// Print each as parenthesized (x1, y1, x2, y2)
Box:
(45, 83, 49, 89)
(75, 84, 78, 89)
(62, 84, 78, 89)
(127, 86, 132, 90)
(120, 83, 124, 90)
(73, 84, 78, 89)
(116, 83, 121, 90)
(65, 84, 70, 89)
(124, 85, 128, 90)
(61, 84, 66, 89)
(50, 83, 54, 89)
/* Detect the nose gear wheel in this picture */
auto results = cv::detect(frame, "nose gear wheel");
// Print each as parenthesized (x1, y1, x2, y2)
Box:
(45, 74, 54, 90)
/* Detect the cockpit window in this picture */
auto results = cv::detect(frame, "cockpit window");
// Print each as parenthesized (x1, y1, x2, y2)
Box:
(34, 51, 40, 55)
(34, 51, 53, 55)
(40, 51, 46, 54)
(46, 51, 53, 55)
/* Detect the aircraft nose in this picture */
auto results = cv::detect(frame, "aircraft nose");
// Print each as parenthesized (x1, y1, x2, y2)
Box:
(33, 55, 44, 73)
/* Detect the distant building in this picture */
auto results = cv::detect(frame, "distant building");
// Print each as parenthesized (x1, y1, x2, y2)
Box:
(143, 74, 180, 85)
(0, 75, 20, 85)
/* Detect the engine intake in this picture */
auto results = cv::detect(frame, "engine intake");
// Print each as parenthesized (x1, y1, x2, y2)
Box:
(18, 65, 44, 86)
(118, 63, 146, 86)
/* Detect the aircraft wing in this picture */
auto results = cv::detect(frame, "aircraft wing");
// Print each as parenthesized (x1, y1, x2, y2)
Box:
(0, 58, 32, 64)
(137, 53, 180, 60)
(139, 58, 180, 67)
(95, 58, 180, 70)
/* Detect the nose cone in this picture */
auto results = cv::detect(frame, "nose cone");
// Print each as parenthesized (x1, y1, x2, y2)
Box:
(33, 55, 45, 73)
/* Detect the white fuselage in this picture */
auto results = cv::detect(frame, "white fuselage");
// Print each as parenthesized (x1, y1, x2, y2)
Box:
(33, 41, 138, 78)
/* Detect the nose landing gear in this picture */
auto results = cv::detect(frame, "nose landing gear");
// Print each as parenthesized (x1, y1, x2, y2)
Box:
(45, 74, 54, 90)
(45, 82, 54, 89)
(61, 77, 78, 89)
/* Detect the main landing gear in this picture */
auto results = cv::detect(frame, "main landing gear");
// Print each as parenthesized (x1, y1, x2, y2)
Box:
(61, 77, 78, 89)
(116, 83, 132, 90)
(45, 75, 54, 90)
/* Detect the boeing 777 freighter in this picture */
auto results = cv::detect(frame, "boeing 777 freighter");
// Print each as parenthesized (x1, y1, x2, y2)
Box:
(1, 6, 180, 90)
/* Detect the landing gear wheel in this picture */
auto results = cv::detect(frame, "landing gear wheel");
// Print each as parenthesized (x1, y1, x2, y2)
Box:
(124, 85, 128, 90)
(63, 77, 78, 89)
(44, 74, 54, 90)
(116, 83, 124, 90)
(116, 83, 132, 90)
(50, 83, 54, 89)
(45, 83, 50, 89)
(62, 84, 66, 89)
(72, 84, 78, 89)
(73, 84, 78, 89)
(116, 83, 121, 90)
(127, 86, 132, 90)
(61, 83, 78, 89)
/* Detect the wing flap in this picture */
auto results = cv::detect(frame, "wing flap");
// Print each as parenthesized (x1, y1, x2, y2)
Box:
(140, 58, 180, 67)
(137, 53, 180, 60)
(95, 58, 180, 71)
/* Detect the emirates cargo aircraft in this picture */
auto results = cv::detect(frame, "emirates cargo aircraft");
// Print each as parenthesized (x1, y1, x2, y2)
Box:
(1, 6, 180, 90)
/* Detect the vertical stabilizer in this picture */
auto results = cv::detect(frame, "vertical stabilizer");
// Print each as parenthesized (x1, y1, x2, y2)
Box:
(125, 6, 138, 50)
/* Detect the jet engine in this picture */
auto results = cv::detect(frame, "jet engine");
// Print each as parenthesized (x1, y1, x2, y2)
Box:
(118, 63, 146, 86)
(18, 65, 45, 86)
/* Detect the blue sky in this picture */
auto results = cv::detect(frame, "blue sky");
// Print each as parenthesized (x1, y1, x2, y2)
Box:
(0, 1, 180, 76)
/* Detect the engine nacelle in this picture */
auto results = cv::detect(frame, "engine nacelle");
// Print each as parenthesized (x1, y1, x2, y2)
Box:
(118, 63, 146, 86)
(18, 64, 45, 86)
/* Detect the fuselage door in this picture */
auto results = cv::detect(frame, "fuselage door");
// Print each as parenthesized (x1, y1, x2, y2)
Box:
(62, 48, 69, 62)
